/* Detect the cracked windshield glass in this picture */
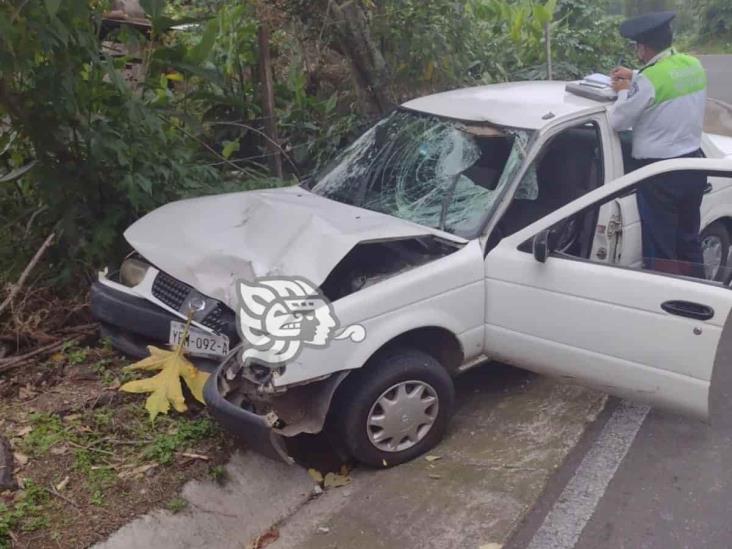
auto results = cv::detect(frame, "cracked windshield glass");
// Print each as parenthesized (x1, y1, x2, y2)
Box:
(311, 110, 533, 237)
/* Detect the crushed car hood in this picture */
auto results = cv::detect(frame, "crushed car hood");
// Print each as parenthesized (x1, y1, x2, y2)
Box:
(125, 186, 464, 308)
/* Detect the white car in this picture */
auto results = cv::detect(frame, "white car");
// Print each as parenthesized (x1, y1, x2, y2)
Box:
(92, 81, 732, 466)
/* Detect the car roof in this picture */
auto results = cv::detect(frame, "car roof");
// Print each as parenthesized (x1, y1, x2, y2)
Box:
(401, 81, 607, 130)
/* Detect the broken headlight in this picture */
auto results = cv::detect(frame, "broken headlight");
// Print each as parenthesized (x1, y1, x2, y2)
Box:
(119, 257, 150, 287)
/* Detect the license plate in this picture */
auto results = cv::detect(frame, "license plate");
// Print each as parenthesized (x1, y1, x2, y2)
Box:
(168, 321, 229, 358)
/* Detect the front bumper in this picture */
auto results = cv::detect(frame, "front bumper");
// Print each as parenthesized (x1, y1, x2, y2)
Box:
(204, 356, 351, 464)
(90, 281, 235, 372)
(203, 362, 294, 464)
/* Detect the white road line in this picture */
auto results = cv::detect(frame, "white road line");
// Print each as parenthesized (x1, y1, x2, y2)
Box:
(526, 401, 650, 549)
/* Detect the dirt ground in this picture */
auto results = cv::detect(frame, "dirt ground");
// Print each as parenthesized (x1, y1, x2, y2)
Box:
(0, 341, 234, 548)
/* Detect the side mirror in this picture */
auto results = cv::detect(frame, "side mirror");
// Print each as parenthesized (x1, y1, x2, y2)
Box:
(533, 230, 550, 263)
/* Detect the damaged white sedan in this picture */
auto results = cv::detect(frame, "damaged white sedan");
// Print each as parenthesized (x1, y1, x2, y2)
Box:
(92, 81, 732, 466)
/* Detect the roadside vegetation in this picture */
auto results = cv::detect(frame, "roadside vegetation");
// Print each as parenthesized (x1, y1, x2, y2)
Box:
(0, 341, 231, 548)
(0, 0, 727, 546)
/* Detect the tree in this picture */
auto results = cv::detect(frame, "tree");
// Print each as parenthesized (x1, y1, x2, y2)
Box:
(282, 0, 394, 116)
(623, 0, 674, 17)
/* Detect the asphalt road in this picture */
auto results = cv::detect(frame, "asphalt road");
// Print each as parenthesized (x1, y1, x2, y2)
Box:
(700, 55, 732, 105)
(508, 55, 732, 549)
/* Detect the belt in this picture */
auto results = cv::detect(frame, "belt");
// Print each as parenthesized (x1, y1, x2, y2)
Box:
(632, 148, 703, 168)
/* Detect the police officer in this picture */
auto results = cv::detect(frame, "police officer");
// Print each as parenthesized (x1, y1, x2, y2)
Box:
(609, 11, 708, 277)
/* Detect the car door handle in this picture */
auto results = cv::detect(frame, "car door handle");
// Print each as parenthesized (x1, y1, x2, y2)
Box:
(703, 182, 713, 194)
(661, 300, 714, 321)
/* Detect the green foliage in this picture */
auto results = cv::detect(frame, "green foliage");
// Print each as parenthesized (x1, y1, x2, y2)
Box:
(20, 413, 68, 456)
(364, 0, 624, 90)
(0, 1, 245, 285)
(208, 464, 227, 484)
(694, 0, 732, 44)
(0, 480, 50, 547)
(0, 0, 638, 289)
(166, 496, 188, 513)
(143, 417, 217, 465)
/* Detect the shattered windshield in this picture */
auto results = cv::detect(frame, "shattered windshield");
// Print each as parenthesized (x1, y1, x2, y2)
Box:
(311, 110, 533, 237)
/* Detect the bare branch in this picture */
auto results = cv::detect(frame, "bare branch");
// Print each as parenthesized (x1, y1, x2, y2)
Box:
(207, 121, 301, 177)
(0, 232, 55, 317)
(0, 336, 82, 374)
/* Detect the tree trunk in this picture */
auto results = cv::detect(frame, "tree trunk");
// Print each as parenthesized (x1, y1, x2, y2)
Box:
(257, 23, 283, 179)
(329, 1, 393, 117)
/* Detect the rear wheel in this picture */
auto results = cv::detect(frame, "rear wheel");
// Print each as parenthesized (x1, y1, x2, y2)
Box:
(334, 348, 454, 468)
(701, 222, 730, 282)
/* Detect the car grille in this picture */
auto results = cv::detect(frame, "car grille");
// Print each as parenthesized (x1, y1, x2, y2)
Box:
(151, 271, 189, 310)
(152, 271, 235, 335)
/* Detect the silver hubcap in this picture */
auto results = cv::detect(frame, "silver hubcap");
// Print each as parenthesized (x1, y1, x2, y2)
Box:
(702, 235, 723, 280)
(367, 380, 439, 453)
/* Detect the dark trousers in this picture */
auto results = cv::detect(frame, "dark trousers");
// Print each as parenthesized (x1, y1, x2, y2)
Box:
(634, 150, 706, 278)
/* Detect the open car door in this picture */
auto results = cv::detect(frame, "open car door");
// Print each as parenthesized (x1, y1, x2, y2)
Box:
(484, 158, 732, 419)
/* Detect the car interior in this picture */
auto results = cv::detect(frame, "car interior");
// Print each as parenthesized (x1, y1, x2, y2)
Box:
(493, 122, 605, 257)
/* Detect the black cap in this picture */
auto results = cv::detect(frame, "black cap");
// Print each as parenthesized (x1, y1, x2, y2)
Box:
(619, 11, 676, 43)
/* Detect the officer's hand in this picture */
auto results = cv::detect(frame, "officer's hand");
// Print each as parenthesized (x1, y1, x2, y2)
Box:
(611, 66, 633, 80)
(611, 77, 631, 92)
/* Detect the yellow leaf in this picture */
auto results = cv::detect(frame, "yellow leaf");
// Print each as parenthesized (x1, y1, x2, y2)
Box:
(323, 472, 350, 489)
(165, 72, 184, 82)
(119, 318, 210, 421)
(308, 468, 324, 484)
(180, 361, 208, 404)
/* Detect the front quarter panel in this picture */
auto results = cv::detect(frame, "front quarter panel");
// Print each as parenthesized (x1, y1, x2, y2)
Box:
(273, 239, 486, 386)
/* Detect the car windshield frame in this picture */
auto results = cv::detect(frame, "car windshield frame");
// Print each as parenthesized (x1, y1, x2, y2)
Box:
(309, 108, 535, 240)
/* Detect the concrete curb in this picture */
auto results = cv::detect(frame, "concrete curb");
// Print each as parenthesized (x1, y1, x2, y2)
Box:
(93, 451, 315, 549)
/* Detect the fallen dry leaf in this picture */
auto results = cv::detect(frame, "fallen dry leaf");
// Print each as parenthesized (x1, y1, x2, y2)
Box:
(13, 452, 29, 467)
(107, 378, 122, 390)
(62, 413, 81, 423)
(425, 455, 442, 462)
(479, 544, 503, 549)
(18, 386, 36, 400)
(308, 468, 324, 484)
(179, 452, 209, 461)
(55, 475, 70, 492)
(428, 474, 442, 480)
(49, 445, 68, 456)
(247, 527, 280, 549)
(323, 472, 350, 489)
(15, 426, 32, 438)
(118, 463, 157, 480)
(120, 320, 209, 421)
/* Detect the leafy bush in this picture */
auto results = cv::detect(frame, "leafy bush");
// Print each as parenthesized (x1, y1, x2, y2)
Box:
(0, 1, 231, 284)
(0, 0, 633, 289)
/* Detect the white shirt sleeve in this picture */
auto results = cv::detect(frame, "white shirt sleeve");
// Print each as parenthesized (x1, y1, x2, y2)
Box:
(609, 73, 655, 132)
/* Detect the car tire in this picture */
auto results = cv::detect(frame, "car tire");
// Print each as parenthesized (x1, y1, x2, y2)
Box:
(701, 222, 730, 282)
(333, 347, 454, 468)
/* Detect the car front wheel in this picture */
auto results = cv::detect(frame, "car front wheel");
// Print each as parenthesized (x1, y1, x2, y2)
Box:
(334, 348, 454, 468)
